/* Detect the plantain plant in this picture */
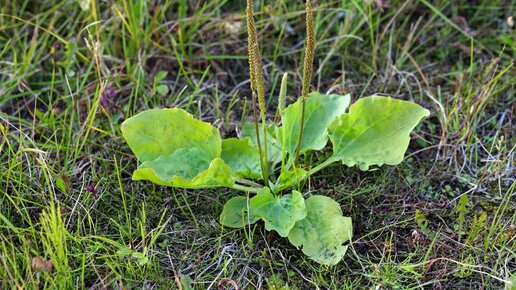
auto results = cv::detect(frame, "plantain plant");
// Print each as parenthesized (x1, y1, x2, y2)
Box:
(121, 0, 429, 265)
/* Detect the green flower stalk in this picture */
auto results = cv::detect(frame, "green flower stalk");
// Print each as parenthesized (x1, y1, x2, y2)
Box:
(294, 0, 316, 161)
(278, 72, 288, 117)
(246, 0, 269, 186)
(274, 72, 288, 124)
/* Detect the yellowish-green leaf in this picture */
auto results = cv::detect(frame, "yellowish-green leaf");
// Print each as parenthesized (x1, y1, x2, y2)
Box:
(221, 138, 262, 180)
(329, 96, 429, 170)
(288, 195, 352, 265)
(122, 108, 221, 162)
(220, 196, 259, 228)
(250, 189, 307, 237)
(272, 168, 307, 193)
(133, 158, 234, 188)
(121, 109, 234, 188)
(241, 123, 283, 166)
(280, 92, 350, 158)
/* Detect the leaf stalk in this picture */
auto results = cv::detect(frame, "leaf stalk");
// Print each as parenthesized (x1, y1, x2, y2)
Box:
(231, 183, 263, 194)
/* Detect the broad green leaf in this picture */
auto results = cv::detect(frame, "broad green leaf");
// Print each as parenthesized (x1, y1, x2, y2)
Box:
(135, 147, 211, 181)
(328, 96, 430, 170)
(121, 109, 235, 188)
(271, 168, 307, 193)
(280, 92, 350, 158)
(133, 157, 234, 188)
(288, 195, 352, 265)
(250, 189, 307, 237)
(121, 108, 221, 162)
(220, 196, 259, 228)
(221, 138, 262, 180)
(241, 123, 283, 166)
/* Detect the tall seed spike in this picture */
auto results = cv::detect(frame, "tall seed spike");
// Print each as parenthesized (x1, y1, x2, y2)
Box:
(294, 0, 316, 161)
(246, 0, 266, 121)
(246, 0, 269, 186)
(253, 44, 266, 122)
(246, 0, 258, 92)
(302, 0, 315, 100)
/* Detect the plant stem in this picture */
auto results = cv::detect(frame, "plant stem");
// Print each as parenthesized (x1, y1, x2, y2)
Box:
(231, 184, 263, 194)
(236, 179, 263, 188)
(251, 92, 267, 186)
(306, 156, 337, 177)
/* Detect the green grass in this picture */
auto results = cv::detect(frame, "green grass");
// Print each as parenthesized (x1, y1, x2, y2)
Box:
(1, 0, 514, 288)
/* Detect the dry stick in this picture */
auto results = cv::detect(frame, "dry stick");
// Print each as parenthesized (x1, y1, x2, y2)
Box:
(294, 0, 316, 162)
(246, 0, 269, 186)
